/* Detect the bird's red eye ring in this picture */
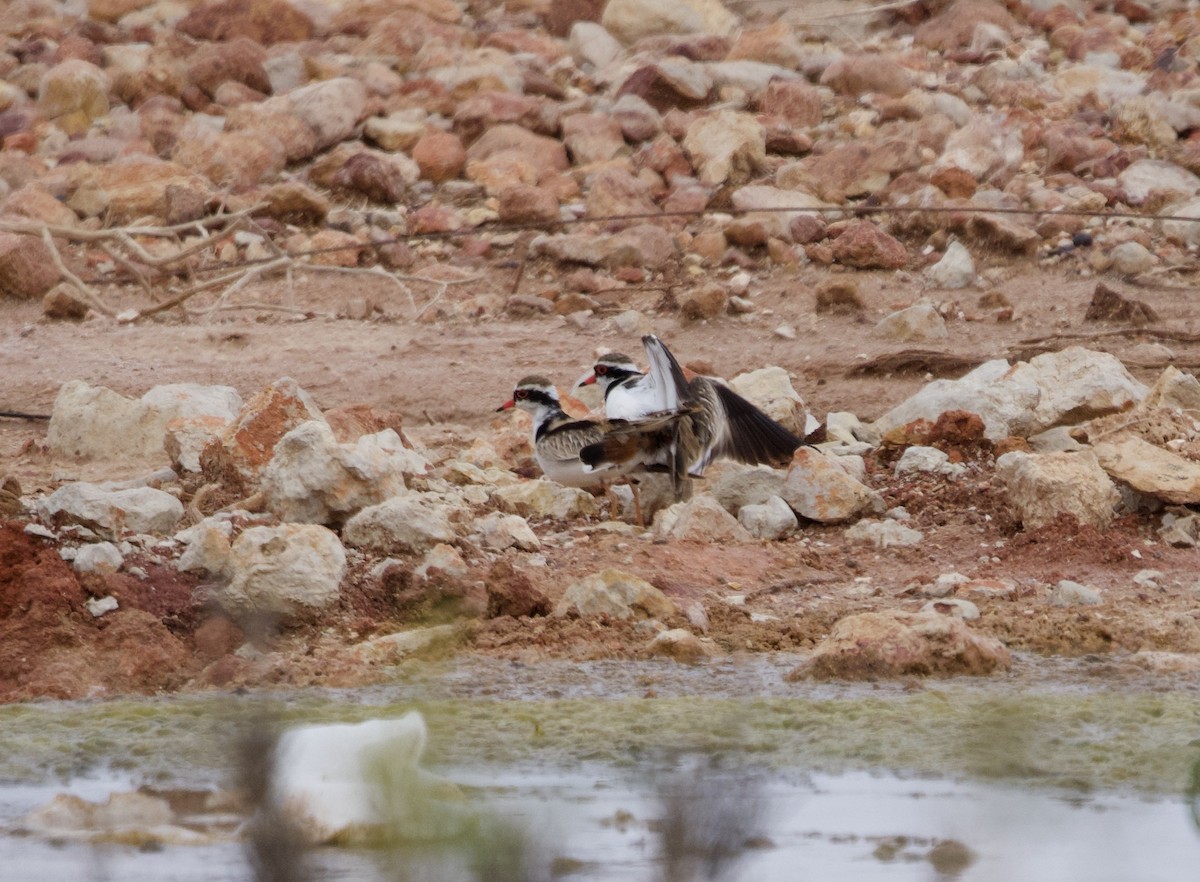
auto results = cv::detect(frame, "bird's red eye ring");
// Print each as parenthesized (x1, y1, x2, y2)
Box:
(515, 389, 529, 399)
(595, 365, 608, 375)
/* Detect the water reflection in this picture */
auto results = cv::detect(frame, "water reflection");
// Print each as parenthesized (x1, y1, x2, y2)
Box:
(1187, 754, 1200, 835)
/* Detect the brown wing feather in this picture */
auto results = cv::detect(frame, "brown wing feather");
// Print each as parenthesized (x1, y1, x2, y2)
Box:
(709, 383, 803, 467)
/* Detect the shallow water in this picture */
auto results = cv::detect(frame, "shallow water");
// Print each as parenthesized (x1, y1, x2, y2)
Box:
(2, 766, 1198, 881)
(2, 655, 1199, 880)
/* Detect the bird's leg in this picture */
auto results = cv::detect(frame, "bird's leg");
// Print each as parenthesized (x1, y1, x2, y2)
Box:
(631, 480, 644, 528)
(604, 480, 620, 521)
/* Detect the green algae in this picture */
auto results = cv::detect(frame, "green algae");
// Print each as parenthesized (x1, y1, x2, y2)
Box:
(1, 687, 1197, 797)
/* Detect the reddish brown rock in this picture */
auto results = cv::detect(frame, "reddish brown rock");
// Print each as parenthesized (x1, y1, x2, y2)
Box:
(615, 64, 713, 114)
(329, 152, 408, 204)
(679, 283, 728, 320)
(914, 0, 1019, 51)
(200, 377, 325, 493)
(138, 95, 187, 156)
(465, 123, 569, 174)
(177, 0, 314, 44)
(452, 91, 548, 145)
(412, 130, 466, 183)
(814, 278, 864, 314)
(172, 127, 286, 192)
(562, 111, 627, 165)
(544, 0, 606, 37)
(727, 21, 802, 67)
(258, 180, 329, 225)
(0, 232, 61, 300)
(185, 36, 269, 98)
(756, 79, 823, 128)
(788, 214, 827, 244)
(931, 166, 978, 198)
(498, 184, 560, 224)
(355, 11, 466, 67)
(2, 183, 80, 227)
(42, 283, 89, 320)
(585, 166, 659, 224)
(485, 560, 551, 618)
(820, 53, 915, 98)
(225, 105, 318, 163)
(830, 220, 908, 269)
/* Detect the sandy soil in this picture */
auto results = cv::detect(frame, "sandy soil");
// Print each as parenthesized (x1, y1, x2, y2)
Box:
(4, 249, 1200, 701)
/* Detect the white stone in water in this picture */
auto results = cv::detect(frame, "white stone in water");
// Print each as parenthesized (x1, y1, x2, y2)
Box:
(73, 541, 123, 574)
(1049, 579, 1103, 607)
(271, 712, 463, 844)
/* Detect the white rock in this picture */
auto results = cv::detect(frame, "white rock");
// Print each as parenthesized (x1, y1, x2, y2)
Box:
(844, 518, 924, 548)
(569, 21, 624, 70)
(665, 494, 752, 542)
(824, 411, 874, 446)
(601, 0, 738, 45)
(175, 514, 234, 575)
(996, 450, 1119, 530)
(73, 541, 123, 574)
(872, 299, 948, 342)
(1109, 241, 1154, 275)
(36, 482, 184, 536)
(780, 448, 883, 523)
(555, 568, 675, 619)
(271, 713, 462, 845)
(475, 512, 540, 551)
(682, 110, 765, 187)
(260, 422, 421, 525)
(923, 572, 969, 598)
(86, 595, 119, 617)
(47, 380, 241, 464)
(1049, 579, 1103, 607)
(737, 495, 798, 540)
(920, 598, 980, 620)
(345, 624, 458, 664)
(872, 347, 1145, 442)
(1161, 195, 1200, 247)
(1053, 63, 1145, 106)
(1118, 159, 1200, 205)
(702, 463, 785, 514)
(491, 480, 597, 519)
(343, 494, 460, 554)
(279, 77, 368, 150)
(219, 524, 347, 622)
(925, 241, 975, 289)
(1133, 569, 1165, 590)
(414, 544, 469, 581)
(728, 365, 808, 434)
(934, 114, 1023, 182)
(894, 446, 966, 479)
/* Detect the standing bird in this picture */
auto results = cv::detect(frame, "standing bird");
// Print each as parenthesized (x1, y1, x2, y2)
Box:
(497, 376, 690, 519)
(578, 336, 804, 483)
